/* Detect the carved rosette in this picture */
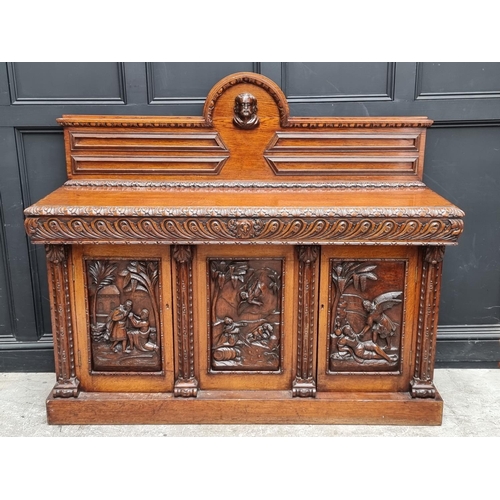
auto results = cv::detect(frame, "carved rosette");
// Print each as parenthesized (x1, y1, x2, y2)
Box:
(172, 245, 198, 397)
(45, 245, 80, 398)
(411, 246, 445, 398)
(293, 246, 319, 397)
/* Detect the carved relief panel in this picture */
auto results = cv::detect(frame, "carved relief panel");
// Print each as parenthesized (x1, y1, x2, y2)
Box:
(85, 259, 162, 372)
(328, 260, 405, 373)
(72, 246, 174, 393)
(209, 258, 283, 371)
(317, 247, 419, 393)
(196, 246, 295, 391)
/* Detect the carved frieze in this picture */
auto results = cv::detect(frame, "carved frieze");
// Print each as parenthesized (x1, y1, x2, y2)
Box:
(63, 180, 427, 190)
(86, 259, 161, 372)
(24, 204, 465, 219)
(25, 216, 464, 246)
(208, 258, 283, 371)
(328, 260, 406, 372)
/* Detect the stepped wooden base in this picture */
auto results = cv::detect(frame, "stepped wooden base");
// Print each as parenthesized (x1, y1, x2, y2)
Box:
(46, 389, 443, 426)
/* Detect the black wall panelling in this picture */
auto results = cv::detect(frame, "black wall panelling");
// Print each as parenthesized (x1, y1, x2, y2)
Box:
(282, 62, 396, 102)
(16, 129, 67, 338)
(0, 62, 499, 371)
(0, 192, 14, 341)
(416, 62, 500, 100)
(147, 62, 260, 104)
(7, 62, 126, 104)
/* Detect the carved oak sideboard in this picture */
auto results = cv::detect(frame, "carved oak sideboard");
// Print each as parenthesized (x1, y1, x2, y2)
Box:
(24, 72, 464, 425)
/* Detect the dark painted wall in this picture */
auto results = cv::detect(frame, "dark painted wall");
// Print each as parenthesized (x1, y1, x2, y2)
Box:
(0, 62, 499, 370)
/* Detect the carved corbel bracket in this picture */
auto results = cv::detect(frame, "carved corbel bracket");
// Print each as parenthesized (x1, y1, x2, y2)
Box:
(172, 245, 198, 397)
(292, 245, 319, 398)
(46, 244, 80, 398)
(411, 246, 445, 398)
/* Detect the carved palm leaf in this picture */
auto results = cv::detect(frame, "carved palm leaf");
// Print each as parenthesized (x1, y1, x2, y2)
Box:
(211, 261, 229, 284)
(119, 261, 152, 294)
(228, 262, 249, 288)
(332, 262, 377, 293)
(88, 261, 117, 291)
(146, 261, 159, 286)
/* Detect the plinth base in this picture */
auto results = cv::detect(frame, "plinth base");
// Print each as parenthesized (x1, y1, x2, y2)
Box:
(46, 389, 443, 425)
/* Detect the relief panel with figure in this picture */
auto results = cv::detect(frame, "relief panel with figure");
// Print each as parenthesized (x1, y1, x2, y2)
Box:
(328, 259, 406, 373)
(86, 259, 162, 372)
(208, 258, 283, 371)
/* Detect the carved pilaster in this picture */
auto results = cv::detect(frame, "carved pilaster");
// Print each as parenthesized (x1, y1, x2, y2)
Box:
(45, 245, 80, 398)
(293, 245, 319, 397)
(411, 246, 445, 398)
(172, 245, 198, 397)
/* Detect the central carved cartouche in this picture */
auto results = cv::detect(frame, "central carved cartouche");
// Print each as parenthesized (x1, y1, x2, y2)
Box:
(233, 92, 259, 130)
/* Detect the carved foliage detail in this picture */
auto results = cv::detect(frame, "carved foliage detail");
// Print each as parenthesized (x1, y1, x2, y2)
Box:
(26, 216, 464, 245)
(172, 244, 192, 264)
(46, 244, 67, 263)
(329, 260, 404, 372)
(227, 219, 263, 239)
(209, 258, 283, 371)
(87, 259, 161, 372)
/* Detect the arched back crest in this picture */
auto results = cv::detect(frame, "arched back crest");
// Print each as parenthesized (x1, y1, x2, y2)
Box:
(203, 72, 290, 126)
(55, 71, 433, 183)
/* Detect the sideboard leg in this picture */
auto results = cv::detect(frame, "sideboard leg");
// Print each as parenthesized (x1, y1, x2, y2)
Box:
(293, 245, 320, 398)
(46, 245, 80, 398)
(172, 245, 198, 397)
(411, 246, 445, 399)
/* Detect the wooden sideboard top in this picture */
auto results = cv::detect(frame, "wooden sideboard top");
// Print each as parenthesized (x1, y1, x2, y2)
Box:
(24, 72, 464, 246)
(26, 184, 462, 217)
(24, 184, 463, 246)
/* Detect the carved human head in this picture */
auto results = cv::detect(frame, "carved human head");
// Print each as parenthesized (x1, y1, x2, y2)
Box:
(233, 93, 259, 129)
